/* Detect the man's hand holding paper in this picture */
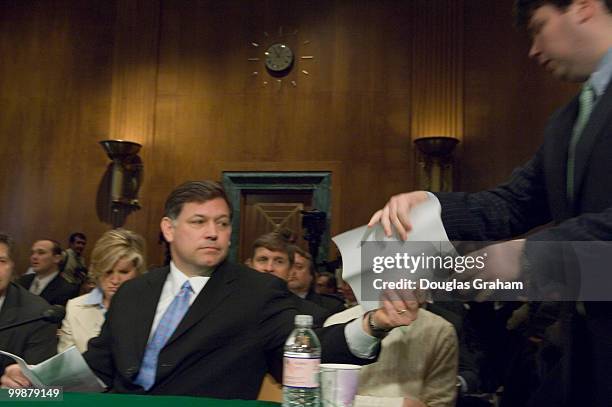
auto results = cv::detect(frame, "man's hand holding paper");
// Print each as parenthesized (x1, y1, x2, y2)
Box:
(368, 191, 429, 240)
(1, 364, 31, 388)
(363, 191, 530, 302)
(335, 192, 452, 313)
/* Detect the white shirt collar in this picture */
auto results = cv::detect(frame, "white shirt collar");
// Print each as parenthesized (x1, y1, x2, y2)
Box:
(33, 270, 59, 289)
(590, 47, 612, 100)
(169, 261, 210, 298)
(294, 290, 308, 299)
(83, 286, 106, 310)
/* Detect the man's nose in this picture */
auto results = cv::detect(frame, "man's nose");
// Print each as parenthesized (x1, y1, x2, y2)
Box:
(203, 222, 219, 240)
(529, 41, 540, 59)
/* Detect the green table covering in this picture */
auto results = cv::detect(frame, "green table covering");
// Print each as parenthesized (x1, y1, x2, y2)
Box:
(0, 390, 280, 406)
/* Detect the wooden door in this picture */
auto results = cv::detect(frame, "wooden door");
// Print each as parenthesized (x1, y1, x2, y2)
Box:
(239, 191, 312, 262)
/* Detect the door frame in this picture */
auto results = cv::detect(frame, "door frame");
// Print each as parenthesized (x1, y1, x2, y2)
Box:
(222, 171, 332, 263)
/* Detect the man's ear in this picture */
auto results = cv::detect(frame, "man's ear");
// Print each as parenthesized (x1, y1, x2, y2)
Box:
(53, 252, 63, 265)
(572, 0, 596, 23)
(160, 217, 175, 243)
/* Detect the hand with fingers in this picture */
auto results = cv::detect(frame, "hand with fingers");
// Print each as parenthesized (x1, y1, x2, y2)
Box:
(368, 191, 429, 240)
(1, 364, 32, 388)
(362, 289, 422, 337)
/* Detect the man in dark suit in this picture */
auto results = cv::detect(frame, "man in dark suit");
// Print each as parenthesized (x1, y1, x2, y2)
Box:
(288, 246, 345, 314)
(17, 239, 79, 306)
(249, 232, 336, 326)
(369, 1, 612, 405)
(0, 233, 57, 375)
(2, 181, 419, 398)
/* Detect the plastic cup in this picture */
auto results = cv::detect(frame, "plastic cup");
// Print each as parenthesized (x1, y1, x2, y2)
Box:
(320, 363, 362, 407)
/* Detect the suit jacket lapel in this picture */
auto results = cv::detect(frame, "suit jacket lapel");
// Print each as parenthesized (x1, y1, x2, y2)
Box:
(19, 274, 34, 290)
(165, 261, 238, 346)
(134, 267, 170, 360)
(41, 275, 61, 301)
(545, 99, 577, 220)
(573, 80, 612, 211)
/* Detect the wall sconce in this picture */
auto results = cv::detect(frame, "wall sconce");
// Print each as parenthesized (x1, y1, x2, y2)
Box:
(414, 136, 459, 192)
(99, 140, 143, 227)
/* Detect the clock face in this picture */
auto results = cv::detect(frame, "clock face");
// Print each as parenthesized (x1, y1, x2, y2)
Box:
(264, 43, 294, 72)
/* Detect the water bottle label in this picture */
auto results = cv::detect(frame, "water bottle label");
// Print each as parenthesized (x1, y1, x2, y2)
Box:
(283, 356, 320, 388)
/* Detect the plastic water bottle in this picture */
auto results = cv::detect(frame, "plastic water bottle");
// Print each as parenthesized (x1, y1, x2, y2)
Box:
(282, 314, 321, 407)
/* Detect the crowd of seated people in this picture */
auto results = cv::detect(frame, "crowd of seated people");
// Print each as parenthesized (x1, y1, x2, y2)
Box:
(0, 213, 557, 406)
(2, 181, 422, 398)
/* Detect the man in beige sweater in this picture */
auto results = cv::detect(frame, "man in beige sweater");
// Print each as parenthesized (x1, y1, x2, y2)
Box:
(325, 306, 458, 407)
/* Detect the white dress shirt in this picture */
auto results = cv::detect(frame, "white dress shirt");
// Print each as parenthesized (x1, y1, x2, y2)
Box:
(147, 262, 210, 341)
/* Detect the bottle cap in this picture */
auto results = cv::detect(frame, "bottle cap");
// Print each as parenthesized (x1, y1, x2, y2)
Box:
(295, 314, 313, 326)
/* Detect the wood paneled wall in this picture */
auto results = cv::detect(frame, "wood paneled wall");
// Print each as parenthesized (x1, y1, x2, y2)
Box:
(461, 0, 579, 191)
(411, 0, 464, 140)
(0, 0, 116, 271)
(0, 0, 581, 272)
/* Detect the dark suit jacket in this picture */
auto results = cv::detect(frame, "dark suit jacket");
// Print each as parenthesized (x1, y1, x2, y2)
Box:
(17, 272, 79, 307)
(83, 261, 375, 399)
(290, 292, 333, 327)
(435, 79, 612, 406)
(305, 290, 346, 315)
(0, 283, 58, 374)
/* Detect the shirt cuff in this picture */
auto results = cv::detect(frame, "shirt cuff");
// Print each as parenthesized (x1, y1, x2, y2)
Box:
(344, 315, 379, 359)
(457, 375, 468, 394)
(425, 191, 439, 205)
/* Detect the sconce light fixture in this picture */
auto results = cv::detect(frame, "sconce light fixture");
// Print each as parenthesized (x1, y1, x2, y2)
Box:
(99, 140, 143, 227)
(413, 136, 459, 192)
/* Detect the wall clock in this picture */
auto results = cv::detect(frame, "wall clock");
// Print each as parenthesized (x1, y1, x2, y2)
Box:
(264, 43, 294, 74)
(248, 27, 314, 89)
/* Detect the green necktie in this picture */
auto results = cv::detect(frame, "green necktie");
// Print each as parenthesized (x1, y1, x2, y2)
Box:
(566, 82, 595, 202)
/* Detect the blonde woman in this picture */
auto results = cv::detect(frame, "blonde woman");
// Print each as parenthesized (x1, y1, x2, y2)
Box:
(58, 229, 146, 353)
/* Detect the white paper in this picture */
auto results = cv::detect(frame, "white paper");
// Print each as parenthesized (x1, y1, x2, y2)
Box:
(0, 349, 45, 387)
(332, 198, 455, 311)
(0, 346, 105, 392)
(353, 395, 405, 407)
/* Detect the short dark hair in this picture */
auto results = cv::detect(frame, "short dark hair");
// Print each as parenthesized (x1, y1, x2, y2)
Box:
(292, 245, 316, 290)
(278, 227, 297, 243)
(514, 0, 612, 27)
(0, 233, 14, 259)
(293, 246, 315, 274)
(252, 232, 295, 264)
(164, 181, 232, 220)
(45, 239, 63, 256)
(69, 232, 86, 244)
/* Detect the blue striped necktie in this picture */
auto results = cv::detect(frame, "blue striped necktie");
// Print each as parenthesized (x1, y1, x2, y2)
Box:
(567, 82, 595, 201)
(134, 281, 193, 390)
